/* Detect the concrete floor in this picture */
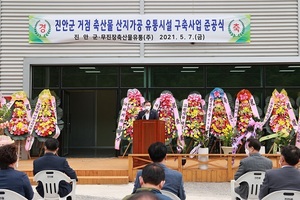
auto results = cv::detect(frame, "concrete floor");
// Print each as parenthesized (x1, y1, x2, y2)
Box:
(32, 182, 232, 200)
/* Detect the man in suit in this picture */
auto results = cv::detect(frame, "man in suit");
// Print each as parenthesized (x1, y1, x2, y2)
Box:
(123, 163, 172, 200)
(133, 142, 186, 200)
(259, 145, 300, 199)
(33, 138, 78, 199)
(234, 137, 272, 199)
(136, 100, 159, 120)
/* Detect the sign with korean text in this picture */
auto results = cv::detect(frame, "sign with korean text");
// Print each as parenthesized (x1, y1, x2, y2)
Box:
(29, 14, 250, 44)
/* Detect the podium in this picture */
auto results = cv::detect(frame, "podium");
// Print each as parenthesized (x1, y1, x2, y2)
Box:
(133, 120, 165, 154)
(132, 120, 165, 167)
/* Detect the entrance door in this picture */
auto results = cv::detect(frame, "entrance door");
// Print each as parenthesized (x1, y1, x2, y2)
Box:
(62, 90, 117, 157)
(68, 90, 96, 157)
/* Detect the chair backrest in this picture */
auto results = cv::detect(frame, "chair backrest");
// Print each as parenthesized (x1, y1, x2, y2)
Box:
(235, 171, 265, 199)
(33, 170, 72, 199)
(0, 189, 27, 200)
(161, 190, 181, 200)
(262, 190, 300, 200)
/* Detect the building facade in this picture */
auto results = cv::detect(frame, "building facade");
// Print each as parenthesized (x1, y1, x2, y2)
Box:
(1, 0, 300, 157)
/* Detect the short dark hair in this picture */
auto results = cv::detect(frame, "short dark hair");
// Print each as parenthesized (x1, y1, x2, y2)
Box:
(246, 137, 261, 151)
(128, 191, 158, 200)
(143, 100, 151, 105)
(142, 163, 165, 185)
(148, 142, 167, 162)
(281, 145, 300, 166)
(45, 138, 59, 151)
(0, 144, 17, 169)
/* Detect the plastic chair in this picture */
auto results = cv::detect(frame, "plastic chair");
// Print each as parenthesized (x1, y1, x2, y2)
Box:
(161, 190, 181, 200)
(231, 171, 265, 200)
(0, 189, 27, 200)
(33, 170, 76, 200)
(261, 190, 300, 200)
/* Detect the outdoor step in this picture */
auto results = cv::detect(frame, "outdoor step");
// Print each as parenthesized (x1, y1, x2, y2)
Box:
(24, 170, 128, 177)
(29, 175, 129, 185)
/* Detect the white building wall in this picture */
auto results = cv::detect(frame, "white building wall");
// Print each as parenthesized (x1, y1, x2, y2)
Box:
(0, 0, 299, 95)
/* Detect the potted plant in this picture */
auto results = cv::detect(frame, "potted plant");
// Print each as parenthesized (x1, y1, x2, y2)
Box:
(219, 125, 237, 154)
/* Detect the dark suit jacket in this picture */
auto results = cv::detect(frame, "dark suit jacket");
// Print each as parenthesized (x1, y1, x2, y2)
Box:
(259, 166, 300, 199)
(234, 153, 273, 199)
(133, 163, 186, 200)
(136, 109, 159, 120)
(0, 167, 34, 199)
(33, 153, 78, 198)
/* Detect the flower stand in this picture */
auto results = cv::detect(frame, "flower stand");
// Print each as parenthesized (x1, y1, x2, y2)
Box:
(221, 146, 233, 154)
(198, 147, 209, 170)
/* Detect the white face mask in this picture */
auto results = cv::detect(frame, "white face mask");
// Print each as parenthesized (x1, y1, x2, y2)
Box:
(245, 148, 250, 156)
(145, 106, 151, 111)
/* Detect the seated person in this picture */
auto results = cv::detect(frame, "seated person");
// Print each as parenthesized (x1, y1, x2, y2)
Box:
(234, 138, 272, 199)
(124, 163, 172, 200)
(33, 138, 77, 199)
(133, 142, 186, 200)
(259, 145, 300, 199)
(0, 143, 34, 199)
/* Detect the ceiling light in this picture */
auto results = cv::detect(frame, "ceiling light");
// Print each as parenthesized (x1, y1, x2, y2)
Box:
(181, 70, 196, 73)
(85, 71, 101, 73)
(182, 67, 199, 69)
(79, 67, 96, 70)
(230, 70, 245, 73)
(288, 66, 300, 68)
(234, 66, 251, 69)
(131, 67, 144, 69)
(279, 70, 295, 73)
(133, 71, 144, 73)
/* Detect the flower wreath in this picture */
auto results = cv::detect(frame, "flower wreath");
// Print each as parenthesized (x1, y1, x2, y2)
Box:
(25, 89, 61, 151)
(205, 88, 235, 139)
(232, 89, 261, 155)
(181, 93, 206, 147)
(153, 91, 184, 148)
(115, 89, 145, 150)
(0, 93, 11, 129)
(5, 91, 31, 141)
(260, 89, 298, 151)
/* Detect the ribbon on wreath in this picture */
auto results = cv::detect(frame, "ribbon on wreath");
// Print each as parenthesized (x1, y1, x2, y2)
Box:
(259, 89, 298, 150)
(26, 90, 60, 151)
(295, 109, 300, 148)
(233, 89, 260, 127)
(181, 93, 206, 155)
(232, 89, 261, 156)
(153, 92, 184, 150)
(180, 93, 205, 131)
(205, 88, 235, 132)
(261, 89, 297, 133)
(114, 89, 145, 150)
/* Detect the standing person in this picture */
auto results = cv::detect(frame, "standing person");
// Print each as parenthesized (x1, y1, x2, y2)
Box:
(136, 100, 159, 120)
(234, 137, 272, 199)
(133, 142, 186, 200)
(124, 163, 171, 200)
(33, 138, 77, 199)
(259, 145, 300, 199)
(0, 143, 34, 199)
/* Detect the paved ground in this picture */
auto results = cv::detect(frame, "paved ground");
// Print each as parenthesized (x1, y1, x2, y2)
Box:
(33, 182, 231, 200)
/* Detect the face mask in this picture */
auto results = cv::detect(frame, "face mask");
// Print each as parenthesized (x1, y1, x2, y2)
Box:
(145, 106, 151, 111)
(245, 148, 249, 156)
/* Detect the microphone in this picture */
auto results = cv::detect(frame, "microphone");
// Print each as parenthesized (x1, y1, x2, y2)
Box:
(142, 113, 146, 120)
(142, 110, 150, 120)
